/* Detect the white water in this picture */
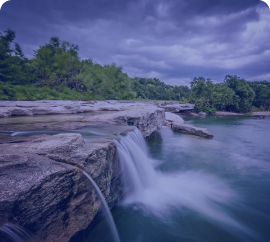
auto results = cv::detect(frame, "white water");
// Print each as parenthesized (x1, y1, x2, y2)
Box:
(0, 223, 37, 242)
(115, 129, 251, 234)
(11, 131, 30, 136)
(82, 171, 120, 242)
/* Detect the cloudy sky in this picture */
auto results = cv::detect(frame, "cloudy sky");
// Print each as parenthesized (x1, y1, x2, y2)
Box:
(0, 0, 270, 86)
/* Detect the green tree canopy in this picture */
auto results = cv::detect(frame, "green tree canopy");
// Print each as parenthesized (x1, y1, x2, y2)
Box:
(224, 75, 255, 112)
(0, 29, 30, 84)
(248, 81, 270, 111)
(189, 77, 236, 114)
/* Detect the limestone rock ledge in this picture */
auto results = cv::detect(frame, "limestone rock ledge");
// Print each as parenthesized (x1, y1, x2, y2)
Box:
(171, 122, 214, 139)
(113, 109, 164, 138)
(0, 133, 122, 242)
(86, 105, 165, 138)
(165, 112, 185, 126)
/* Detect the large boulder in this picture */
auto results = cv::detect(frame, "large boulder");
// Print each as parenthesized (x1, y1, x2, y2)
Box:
(0, 153, 96, 242)
(165, 112, 185, 126)
(9, 133, 122, 207)
(0, 133, 122, 242)
(114, 109, 164, 138)
(171, 122, 214, 139)
(198, 111, 207, 117)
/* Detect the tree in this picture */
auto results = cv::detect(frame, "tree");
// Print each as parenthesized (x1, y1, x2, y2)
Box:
(0, 29, 191, 101)
(0, 29, 30, 84)
(32, 37, 84, 89)
(189, 77, 236, 114)
(248, 81, 270, 111)
(224, 75, 255, 112)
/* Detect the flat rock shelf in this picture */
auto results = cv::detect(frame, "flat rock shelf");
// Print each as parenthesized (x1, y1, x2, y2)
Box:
(1, 100, 210, 242)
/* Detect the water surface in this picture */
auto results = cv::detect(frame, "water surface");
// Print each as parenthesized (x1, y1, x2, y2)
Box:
(86, 116, 270, 242)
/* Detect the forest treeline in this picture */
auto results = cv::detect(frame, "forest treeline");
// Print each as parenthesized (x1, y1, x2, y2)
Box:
(189, 76, 270, 113)
(0, 29, 190, 101)
(0, 29, 270, 113)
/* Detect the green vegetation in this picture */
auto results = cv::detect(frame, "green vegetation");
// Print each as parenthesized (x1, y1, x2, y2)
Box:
(188, 75, 270, 114)
(0, 29, 269, 114)
(0, 29, 189, 101)
(189, 75, 259, 114)
(189, 77, 235, 114)
(132, 77, 190, 101)
(248, 81, 270, 111)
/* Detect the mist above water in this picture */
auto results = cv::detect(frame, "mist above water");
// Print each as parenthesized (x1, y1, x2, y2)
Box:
(115, 129, 248, 233)
(87, 117, 270, 242)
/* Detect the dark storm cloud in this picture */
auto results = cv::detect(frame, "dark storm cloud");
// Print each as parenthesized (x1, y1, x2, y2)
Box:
(0, 0, 269, 85)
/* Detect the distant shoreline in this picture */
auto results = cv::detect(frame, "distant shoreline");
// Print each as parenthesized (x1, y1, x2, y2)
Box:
(215, 111, 270, 117)
(252, 111, 270, 117)
(215, 111, 244, 116)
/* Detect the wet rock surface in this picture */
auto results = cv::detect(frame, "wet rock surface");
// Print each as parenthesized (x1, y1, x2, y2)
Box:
(0, 100, 188, 118)
(171, 122, 214, 139)
(0, 100, 93, 117)
(82, 105, 165, 138)
(0, 134, 49, 144)
(0, 101, 165, 138)
(0, 100, 198, 241)
(165, 112, 213, 138)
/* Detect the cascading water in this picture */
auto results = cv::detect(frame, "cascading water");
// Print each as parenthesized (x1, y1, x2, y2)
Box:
(82, 171, 120, 242)
(114, 128, 252, 236)
(0, 223, 38, 242)
(115, 129, 157, 197)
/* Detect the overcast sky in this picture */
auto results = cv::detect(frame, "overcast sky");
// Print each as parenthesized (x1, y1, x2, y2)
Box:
(0, 0, 270, 86)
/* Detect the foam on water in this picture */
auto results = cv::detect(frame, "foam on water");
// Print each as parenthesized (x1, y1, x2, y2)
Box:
(114, 129, 252, 236)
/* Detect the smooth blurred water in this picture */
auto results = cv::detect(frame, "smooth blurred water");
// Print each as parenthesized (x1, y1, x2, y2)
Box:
(85, 116, 270, 242)
(0, 223, 38, 242)
(83, 171, 120, 242)
(0, 123, 134, 141)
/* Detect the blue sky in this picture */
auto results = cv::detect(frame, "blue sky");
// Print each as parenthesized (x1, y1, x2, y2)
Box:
(0, 0, 269, 86)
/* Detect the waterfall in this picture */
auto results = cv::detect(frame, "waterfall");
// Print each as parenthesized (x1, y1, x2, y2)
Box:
(114, 129, 157, 198)
(0, 223, 38, 242)
(114, 128, 251, 235)
(82, 171, 120, 242)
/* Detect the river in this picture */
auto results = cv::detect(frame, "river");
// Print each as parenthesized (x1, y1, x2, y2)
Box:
(85, 116, 270, 242)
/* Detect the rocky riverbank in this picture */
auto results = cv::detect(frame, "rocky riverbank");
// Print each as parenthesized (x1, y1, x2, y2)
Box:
(252, 111, 270, 117)
(0, 100, 167, 241)
(0, 100, 193, 118)
(164, 112, 214, 139)
(0, 134, 121, 242)
(0, 100, 211, 242)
